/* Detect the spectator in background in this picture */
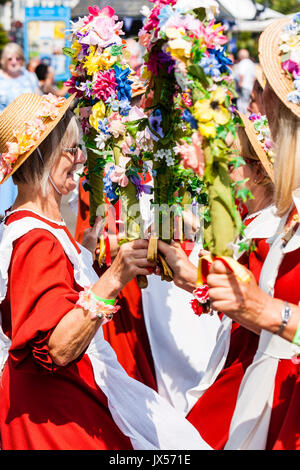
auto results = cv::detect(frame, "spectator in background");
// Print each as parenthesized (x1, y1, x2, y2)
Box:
(35, 63, 68, 97)
(0, 42, 40, 218)
(235, 49, 256, 114)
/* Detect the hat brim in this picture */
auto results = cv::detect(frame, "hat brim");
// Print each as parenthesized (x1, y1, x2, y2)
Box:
(259, 17, 300, 119)
(255, 64, 266, 90)
(0, 93, 76, 185)
(132, 87, 147, 98)
(238, 112, 274, 182)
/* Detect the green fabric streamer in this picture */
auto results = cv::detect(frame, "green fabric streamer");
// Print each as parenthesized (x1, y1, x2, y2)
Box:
(203, 145, 242, 256)
(86, 148, 105, 227)
(112, 139, 142, 242)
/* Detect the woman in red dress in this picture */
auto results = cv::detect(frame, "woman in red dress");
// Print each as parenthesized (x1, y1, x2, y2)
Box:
(157, 111, 279, 448)
(0, 92, 207, 451)
(191, 16, 300, 449)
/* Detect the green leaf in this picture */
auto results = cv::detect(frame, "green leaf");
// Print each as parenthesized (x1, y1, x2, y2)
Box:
(62, 47, 76, 58)
(230, 155, 246, 169)
(236, 187, 254, 203)
(187, 64, 209, 87)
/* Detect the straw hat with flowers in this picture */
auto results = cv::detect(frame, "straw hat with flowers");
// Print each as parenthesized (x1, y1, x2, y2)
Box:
(0, 92, 75, 185)
(259, 14, 300, 119)
(238, 112, 274, 182)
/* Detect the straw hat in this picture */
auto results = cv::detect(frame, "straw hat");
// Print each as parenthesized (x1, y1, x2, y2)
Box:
(255, 64, 266, 90)
(259, 16, 300, 118)
(0, 92, 75, 185)
(238, 112, 274, 182)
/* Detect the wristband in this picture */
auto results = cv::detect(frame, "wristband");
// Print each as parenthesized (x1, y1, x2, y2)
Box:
(76, 286, 120, 321)
(90, 290, 116, 305)
(275, 301, 292, 335)
(292, 322, 300, 346)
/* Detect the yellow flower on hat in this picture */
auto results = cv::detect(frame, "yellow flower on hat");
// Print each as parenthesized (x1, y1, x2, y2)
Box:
(193, 87, 231, 138)
(89, 100, 106, 131)
(15, 132, 34, 154)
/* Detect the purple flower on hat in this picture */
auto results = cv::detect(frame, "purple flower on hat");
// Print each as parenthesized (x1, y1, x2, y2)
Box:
(248, 113, 261, 122)
(282, 60, 300, 79)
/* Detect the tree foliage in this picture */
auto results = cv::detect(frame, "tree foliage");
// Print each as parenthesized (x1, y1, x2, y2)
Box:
(0, 23, 9, 52)
(256, 0, 299, 15)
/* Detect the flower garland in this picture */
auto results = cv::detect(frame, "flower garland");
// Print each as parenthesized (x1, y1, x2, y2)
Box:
(0, 94, 67, 183)
(139, 0, 242, 260)
(64, 5, 154, 235)
(280, 13, 300, 105)
(248, 113, 274, 164)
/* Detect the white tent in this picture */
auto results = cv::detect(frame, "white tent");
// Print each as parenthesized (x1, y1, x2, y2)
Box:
(217, 0, 284, 31)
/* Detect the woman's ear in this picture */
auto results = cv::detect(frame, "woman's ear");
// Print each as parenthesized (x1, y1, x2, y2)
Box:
(254, 161, 268, 184)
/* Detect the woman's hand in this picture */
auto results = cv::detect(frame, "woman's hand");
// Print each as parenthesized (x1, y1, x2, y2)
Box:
(48, 239, 154, 367)
(207, 260, 272, 334)
(81, 216, 104, 256)
(157, 240, 197, 293)
(96, 239, 156, 298)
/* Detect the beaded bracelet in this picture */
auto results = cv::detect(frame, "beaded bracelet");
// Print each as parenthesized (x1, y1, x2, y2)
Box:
(76, 286, 120, 322)
(292, 322, 300, 347)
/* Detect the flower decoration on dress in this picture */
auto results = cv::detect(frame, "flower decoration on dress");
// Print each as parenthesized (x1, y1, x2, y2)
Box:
(191, 284, 211, 316)
(64, 5, 154, 235)
(0, 94, 67, 183)
(279, 13, 300, 105)
(248, 113, 275, 164)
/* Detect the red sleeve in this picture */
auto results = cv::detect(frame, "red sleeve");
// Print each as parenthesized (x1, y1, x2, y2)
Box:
(8, 229, 80, 370)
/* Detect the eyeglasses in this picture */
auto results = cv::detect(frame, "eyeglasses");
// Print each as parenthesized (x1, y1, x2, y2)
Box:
(7, 57, 22, 62)
(63, 146, 79, 155)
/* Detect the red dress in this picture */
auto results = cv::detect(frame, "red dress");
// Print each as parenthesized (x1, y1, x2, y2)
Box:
(186, 216, 270, 449)
(264, 247, 300, 450)
(0, 210, 132, 450)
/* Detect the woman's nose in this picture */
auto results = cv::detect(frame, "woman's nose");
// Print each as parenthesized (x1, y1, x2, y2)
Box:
(75, 148, 87, 165)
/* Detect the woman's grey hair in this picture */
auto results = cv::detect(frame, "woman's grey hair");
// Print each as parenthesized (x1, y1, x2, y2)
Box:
(1, 42, 25, 70)
(12, 109, 81, 196)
